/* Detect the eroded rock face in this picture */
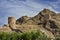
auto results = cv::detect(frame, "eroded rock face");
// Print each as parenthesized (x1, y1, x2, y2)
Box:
(16, 16, 31, 24)
(15, 9, 60, 39)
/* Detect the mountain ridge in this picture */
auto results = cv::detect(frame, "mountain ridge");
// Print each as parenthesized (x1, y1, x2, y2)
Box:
(0, 8, 60, 39)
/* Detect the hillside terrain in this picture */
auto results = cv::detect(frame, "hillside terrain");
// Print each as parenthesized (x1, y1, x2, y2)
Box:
(0, 9, 60, 39)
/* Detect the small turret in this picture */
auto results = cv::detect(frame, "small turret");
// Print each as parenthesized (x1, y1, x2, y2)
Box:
(8, 17, 16, 29)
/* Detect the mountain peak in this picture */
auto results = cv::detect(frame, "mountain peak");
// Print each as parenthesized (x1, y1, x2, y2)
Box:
(42, 8, 51, 13)
(39, 8, 56, 16)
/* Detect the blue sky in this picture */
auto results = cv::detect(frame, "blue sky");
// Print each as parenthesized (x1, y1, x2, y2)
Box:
(0, 0, 60, 26)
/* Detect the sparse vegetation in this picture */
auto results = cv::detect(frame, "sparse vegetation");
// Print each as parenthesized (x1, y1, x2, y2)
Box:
(0, 31, 51, 40)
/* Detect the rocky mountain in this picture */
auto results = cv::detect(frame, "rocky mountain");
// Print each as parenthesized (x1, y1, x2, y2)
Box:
(0, 8, 60, 39)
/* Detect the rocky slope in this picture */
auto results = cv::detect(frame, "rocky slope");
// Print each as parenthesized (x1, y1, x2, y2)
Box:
(0, 8, 60, 39)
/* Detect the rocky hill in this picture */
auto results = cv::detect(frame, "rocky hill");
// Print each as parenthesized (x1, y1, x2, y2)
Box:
(0, 8, 60, 39)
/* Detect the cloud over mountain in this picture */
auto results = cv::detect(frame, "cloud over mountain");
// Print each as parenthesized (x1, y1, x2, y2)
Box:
(0, 0, 60, 26)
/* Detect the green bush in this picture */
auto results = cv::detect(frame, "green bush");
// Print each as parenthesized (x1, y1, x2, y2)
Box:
(0, 31, 51, 40)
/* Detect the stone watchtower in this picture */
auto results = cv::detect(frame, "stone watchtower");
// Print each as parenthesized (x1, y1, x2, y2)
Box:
(8, 17, 16, 29)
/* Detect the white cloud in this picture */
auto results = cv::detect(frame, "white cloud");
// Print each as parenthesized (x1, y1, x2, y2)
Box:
(47, 0, 60, 12)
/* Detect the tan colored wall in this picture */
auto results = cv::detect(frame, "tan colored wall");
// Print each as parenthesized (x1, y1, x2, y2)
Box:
(8, 17, 16, 29)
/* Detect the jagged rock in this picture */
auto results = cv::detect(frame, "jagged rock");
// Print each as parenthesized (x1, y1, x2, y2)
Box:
(16, 16, 31, 24)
